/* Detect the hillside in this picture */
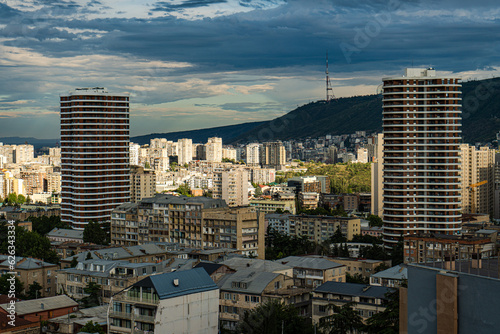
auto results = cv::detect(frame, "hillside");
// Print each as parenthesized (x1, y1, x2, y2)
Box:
(131, 121, 265, 145)
(231, 77, 500, 144)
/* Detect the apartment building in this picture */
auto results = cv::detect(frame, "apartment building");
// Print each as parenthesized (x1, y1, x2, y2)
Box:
(218, 269, 295, 331)
(57, 259, 163, 303)
(0, 256, 58, 297)
(130, 165, 156, 203)
(312, 282, 392, 325)
(460, 144, 495, 216)
(249, 199, 296, 214)
(289, 214, 361, 242)
(177, 138, 193, 165)
(109, 268, 219, 334)
(278, 256, 346, 288)
(212, 168, 248, 207)
(206, 137, 223, 162)
(260, 141, 286, 169)
(111, 194, 265, 258)
(330, 257, 390, 279)
(382, 68, 462, 246)
(245, 143, 261, 166)
(298, 192, 319, 210)
(60, 87, 130, 228)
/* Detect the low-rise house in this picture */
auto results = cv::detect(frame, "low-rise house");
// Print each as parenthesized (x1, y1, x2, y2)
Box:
(222, 258, 293, 277)
(0, 256, 57, 297)
(60, 244, 170, 269)
(109, 268, 219, 334)
(328, 257, 390, 279)
(361, 226, 383, 237)
(47, 228, 84, 244)
(278, 256, 346, 288)
(312, 282, 392, 324)
(370, 264, 407, 288)
(193, 262, 235, 283)
(218, 269, 295, 331)
(57, 260, 164, 303)
(0, 295, 78, 323)
(46, 305, 108, 334)
(0, 313, 39, 334)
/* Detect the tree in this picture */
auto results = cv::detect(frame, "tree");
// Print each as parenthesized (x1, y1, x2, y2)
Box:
(0, 274, 24, 296)
(390, 236, 404, 266)
(175, 184, 192, 197)
(79, 320, 105, 334)
(144, 161, 151, 169)
(29, 216, 70, 236)
(25, 195, 31, 204)
(0, 224, 60, 264)
(346, 273, 369, 284)
(83, 221, 108, 245)
(367, 215, 383, 227)
(330, 226, 347, 243)
(239, 299, 314, 334)
(319, 302, 363, 334)
(363, 288, 400, 333)
(70, 257, 79, 268)
(26, 281, 43, 300)
(374, 263, 390, 273)
(17, 194, 26, 205)
(81, 282, 102, 308)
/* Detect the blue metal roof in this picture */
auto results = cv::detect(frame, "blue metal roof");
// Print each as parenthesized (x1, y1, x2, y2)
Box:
(137, 267, 218, 300)
(315, 281, 392, 299)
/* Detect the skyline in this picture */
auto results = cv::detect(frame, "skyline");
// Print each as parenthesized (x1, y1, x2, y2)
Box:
(1, 0, 500, 138)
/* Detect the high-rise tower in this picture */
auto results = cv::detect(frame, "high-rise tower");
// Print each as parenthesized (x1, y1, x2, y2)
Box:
(60, 87, 130, 229)
(382, 68, 462, 247)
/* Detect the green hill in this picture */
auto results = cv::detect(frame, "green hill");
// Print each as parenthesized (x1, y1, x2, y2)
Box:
(230, 77, 500, 144)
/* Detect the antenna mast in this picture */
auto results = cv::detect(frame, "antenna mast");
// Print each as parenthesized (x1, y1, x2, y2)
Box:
(326, 51, 335, 102)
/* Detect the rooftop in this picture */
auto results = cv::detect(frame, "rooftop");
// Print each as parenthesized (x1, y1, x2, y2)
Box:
(218, 269, 281, 295)
(371, 264, 408, 280)
(47, 227, 83, 240)
(315, 282, 392, 300)
(0, 295, 78, 316)
(278, 256, 344, 270)
(133, 267, 218, 300)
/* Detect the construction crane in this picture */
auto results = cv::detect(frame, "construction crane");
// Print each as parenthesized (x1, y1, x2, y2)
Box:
(468, 180, 488, 214)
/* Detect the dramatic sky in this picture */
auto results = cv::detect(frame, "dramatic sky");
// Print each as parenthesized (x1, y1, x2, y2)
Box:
(1, 0, 500, 139)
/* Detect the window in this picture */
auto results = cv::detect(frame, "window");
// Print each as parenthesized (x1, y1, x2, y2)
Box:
(224, 293, 231, 300)
(319, 305, 327, 313)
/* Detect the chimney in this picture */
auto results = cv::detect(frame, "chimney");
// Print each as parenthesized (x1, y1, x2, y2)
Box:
(173, 279, 179, 286)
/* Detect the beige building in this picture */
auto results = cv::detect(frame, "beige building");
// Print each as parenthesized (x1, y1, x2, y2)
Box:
(289, 215, 361, 242)
(177, 138, 193, 165)
(328, 257, 390, 279)
(222, 147, 237, 161)
(219, 269, 295, 332)
(298, 192, 319, 210)
(0, 256, 58, 298)
(278, 256, 346, 288)
(111, 194, 266, 258)
(460, 144, 495, 216)
(249, 199, 296, 214)
(213, 168, 248, 207)
(206, 137, 223, 162)
(370, 133, 384, 218)
(260, 141, 286, 169)
(245, 143, 261, 166)
(312, 282, 391, 325)
(14, 144, 34, 164)
(130, 165, 156, 203)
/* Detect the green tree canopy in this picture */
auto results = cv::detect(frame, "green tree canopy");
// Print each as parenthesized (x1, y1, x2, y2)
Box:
(239, 299, 314, 334)
(363, 288, 400, 333)
(0, 274, 24, 296)
(367, 215, 383, 227)
(83, 221, 108, 245)
(319, 302, 363, 334)
(81, 282, 102, 308)
(29, 216, 70, 236)
(79, 320, 105, 334)
(26, 281, 43, 300)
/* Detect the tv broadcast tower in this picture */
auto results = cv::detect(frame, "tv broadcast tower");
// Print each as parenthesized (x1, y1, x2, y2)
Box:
(326, 51, 336, 102)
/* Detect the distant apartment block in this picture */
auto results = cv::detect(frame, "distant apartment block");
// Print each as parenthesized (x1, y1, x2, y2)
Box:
(249, 199, 296, 214)
(260, 141, 286, 169)
(177, 138, 193, 165)
(212, 168, 248, 207)
(288, 175, 330, 193)
(206, 137, 223, 162)
(60, 88, 130, 228)
(289, 214, 361, 242)
(245, 143, 261, 166)
(460, 144, 495, 216)
(298, 191, 319, 210)
(130, 165, 156, 203)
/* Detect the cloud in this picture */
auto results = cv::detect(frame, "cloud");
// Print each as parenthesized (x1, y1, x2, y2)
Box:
(151, 0, 228, 12)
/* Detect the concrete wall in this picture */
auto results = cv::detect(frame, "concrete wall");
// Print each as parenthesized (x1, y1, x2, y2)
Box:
(155, 289, 219, 334)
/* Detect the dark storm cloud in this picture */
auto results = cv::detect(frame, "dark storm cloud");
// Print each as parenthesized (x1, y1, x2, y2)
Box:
(151, 0, 228, 12)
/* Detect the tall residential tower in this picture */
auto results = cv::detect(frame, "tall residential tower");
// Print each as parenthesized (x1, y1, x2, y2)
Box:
(60, 88, 130, 229)
(382, 68, 462, 247)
